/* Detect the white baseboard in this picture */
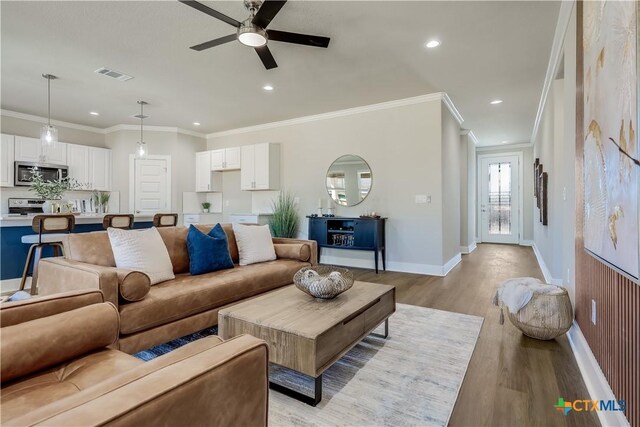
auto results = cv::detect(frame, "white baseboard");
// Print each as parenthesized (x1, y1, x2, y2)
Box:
(320, 252, 462, 277)
(460, 242, 477, 254)
(567, 323, 630, 427)
(530, 241, 563, 285)
(519, 239, 534, 246)
(0, 278, 30, 295)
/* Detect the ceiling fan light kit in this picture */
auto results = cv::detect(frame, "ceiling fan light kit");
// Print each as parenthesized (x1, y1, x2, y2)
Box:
(180, 0, 330, 70)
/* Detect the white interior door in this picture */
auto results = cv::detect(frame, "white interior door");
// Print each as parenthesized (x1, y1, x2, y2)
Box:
(133, 157, 170, 214)
(480, 154, 520, 244)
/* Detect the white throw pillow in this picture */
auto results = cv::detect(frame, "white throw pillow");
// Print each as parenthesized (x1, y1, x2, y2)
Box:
(107, 227, 175, 285)
(232, 223, 277, 266)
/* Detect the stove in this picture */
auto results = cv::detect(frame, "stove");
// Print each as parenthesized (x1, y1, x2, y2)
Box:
(8, 198, 45, 215)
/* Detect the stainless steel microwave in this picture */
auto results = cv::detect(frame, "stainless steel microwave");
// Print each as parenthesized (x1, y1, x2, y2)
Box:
(14, 161, 68, 186)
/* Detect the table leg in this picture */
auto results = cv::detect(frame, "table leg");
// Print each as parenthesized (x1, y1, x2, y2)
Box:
(270, 373, 322, 406)
(370, 318, 389, 339)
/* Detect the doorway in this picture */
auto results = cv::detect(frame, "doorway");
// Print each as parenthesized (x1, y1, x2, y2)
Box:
(478, 153, 522, 244)
(129, 155, 171, 214)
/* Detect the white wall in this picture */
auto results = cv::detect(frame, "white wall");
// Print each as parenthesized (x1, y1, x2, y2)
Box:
(208, 99, 459, 274)
(441, 107, 462, 263)
(105, 130, 206, 216)
(460, 133, 476, 250)
(532, 5, 577, 301)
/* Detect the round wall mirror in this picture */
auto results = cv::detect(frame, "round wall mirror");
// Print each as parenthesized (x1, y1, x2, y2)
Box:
(326, 155, 372, 206)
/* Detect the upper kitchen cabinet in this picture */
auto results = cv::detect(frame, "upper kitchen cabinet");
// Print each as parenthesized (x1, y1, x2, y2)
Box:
(0, 134, 15, 187)
(240, 143, 280, 191)
(15, 136, 67, 164)
(195, 151, 222, 192)
(210, 147, 241, 171)
(66, 144, 90, 188)
(88, 147, 111, 191)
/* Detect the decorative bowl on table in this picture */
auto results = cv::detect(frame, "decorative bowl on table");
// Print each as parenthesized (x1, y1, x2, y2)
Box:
(293, 266, 354, 299)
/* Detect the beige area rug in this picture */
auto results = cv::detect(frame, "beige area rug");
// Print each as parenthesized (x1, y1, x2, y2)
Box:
(268, 303, 483, 427)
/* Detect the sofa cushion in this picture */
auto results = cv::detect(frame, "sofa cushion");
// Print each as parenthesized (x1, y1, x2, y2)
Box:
(118, 260, 307, 335)
(233, 224, 277, 266)
(0, 348, 142, 423)
(116, 269, 151, 302)
(274, 243, 311, 262)
(63, 231, 116, 267)
(157, 224, 240, 274)
(1, 303, 120, 382)
(187, 225, 234, 275)
(108, 227, 175, 285)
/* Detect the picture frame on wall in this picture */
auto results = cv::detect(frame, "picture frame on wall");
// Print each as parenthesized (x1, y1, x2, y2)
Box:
(582, 0, 640, 282)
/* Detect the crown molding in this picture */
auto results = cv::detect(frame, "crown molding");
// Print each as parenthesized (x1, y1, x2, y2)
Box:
(102, 124, 206, 138)
(476, 142, 533, 151)
(460, 129, 479, 145)
(1, 109, 105, 134)
(1, 109, 206, 138)
(530, 0, 574, 145)
(208, 92, 465, 138)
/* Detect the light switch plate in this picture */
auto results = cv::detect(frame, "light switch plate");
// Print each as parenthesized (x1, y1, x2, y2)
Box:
(415, 195, 428, 204)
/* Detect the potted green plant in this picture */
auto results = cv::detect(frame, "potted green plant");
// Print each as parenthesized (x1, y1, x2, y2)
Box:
(29, 169, 83, 213)
(269, 192, 299, 238)
(92, 190, 111, 214)
(201, 202, 211, 213)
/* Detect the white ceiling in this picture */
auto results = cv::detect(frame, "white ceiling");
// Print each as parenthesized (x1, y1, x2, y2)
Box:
(1, 1, 560, 145)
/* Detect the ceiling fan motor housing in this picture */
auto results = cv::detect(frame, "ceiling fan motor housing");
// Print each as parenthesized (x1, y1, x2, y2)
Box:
(238, 17, 268, 47)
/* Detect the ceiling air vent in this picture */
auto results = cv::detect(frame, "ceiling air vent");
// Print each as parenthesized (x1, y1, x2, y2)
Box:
(94, 67, 134, 82)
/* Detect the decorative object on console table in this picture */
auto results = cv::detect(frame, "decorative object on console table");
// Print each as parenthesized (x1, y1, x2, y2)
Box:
(293, 266, 354, 299)
(308, 215, 386, 273)
(29, 169, 83, 213)
(92, 190, 110, 214)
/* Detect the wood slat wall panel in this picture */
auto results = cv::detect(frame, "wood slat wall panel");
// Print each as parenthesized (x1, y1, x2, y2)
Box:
(576, 4, 640, 425)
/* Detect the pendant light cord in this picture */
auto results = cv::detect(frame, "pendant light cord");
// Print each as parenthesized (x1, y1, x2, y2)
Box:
(140, 101, 143, 144)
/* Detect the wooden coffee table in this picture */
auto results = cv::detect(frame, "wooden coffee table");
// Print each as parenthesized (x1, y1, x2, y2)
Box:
(218, 281, 396, 406)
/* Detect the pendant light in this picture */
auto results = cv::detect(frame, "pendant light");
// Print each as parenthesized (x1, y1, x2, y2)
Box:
(40, 74, 58, 148)
(136, 100, 148, 159)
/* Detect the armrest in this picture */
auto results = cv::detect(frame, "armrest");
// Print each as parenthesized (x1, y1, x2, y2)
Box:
(37, 259, 118, 307)
(272, 237, 318, 265)
(0, 289, 104, 327)
(38, 259, 151, 307)
(10, 335, 269, 427)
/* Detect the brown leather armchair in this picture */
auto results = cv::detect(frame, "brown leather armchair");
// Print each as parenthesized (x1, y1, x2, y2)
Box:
(0, 290, 268, 427)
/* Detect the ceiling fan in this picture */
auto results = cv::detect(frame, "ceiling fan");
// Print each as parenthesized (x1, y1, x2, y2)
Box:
(179, 0, 330, 70)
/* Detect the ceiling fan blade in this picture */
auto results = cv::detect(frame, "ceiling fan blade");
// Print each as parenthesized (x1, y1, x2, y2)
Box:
(179, 0, 241, 28)
(190, 34, 237, 51)
(252, 0, 287, 29)
(255, 46, 278, 70)
(267, 29, 330, 48)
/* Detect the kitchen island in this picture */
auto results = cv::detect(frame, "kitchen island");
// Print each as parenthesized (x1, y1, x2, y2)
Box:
(0, 213, 154, 286)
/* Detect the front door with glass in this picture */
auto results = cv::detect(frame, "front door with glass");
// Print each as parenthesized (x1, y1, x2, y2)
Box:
(479, 155, 520, 244)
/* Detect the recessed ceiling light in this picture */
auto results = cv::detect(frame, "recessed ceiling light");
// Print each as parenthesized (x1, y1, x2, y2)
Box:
(263, 85, 274, 91)
(89, 111, 99, 116)
(193, 122, 201, 126)
(490, 99, 503, 105)
(425, 40, 441, 48)
(501, 140, 508, 144)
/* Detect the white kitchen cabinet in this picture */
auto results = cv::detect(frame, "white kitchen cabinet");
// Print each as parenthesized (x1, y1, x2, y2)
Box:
(88, 147, 111, 191)
(240, 143, 280, 190)
(210, 147, 241, 171)
(195, 151, 222, 192)
(15, 136, 67, 164)
(66, 144, 89, 188)
(0, 134, 15, 187)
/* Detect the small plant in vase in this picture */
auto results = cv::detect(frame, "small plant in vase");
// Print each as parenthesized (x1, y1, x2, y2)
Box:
(92, 191, 111, 214)
(29, 169, 83, 213)
(201, 202, 211, 213)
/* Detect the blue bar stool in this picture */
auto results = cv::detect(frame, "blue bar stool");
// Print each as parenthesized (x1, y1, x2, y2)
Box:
(20, 214, 75, 295)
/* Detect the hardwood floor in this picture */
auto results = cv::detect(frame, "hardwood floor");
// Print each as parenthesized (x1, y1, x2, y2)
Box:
(350, 243, 600, 427)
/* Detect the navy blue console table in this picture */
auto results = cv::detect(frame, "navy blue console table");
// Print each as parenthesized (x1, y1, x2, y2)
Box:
(307, 216, 386, 273)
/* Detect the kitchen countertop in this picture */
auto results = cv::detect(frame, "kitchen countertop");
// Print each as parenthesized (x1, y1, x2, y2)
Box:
(0, 213, 154, 227)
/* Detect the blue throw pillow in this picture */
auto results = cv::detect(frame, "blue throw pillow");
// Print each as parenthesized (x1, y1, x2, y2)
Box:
(186, 224, 234, 276)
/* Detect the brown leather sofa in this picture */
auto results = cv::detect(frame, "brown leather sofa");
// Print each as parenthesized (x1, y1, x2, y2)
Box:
(0, 290, 268, 427)
(37, 224, 317, 354)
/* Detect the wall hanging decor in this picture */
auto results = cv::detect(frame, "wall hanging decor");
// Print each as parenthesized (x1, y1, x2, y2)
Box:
(583, 0, 639, 281)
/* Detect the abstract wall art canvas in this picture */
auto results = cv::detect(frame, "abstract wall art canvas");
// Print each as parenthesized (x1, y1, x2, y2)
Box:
(583, 1, 640, 281)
